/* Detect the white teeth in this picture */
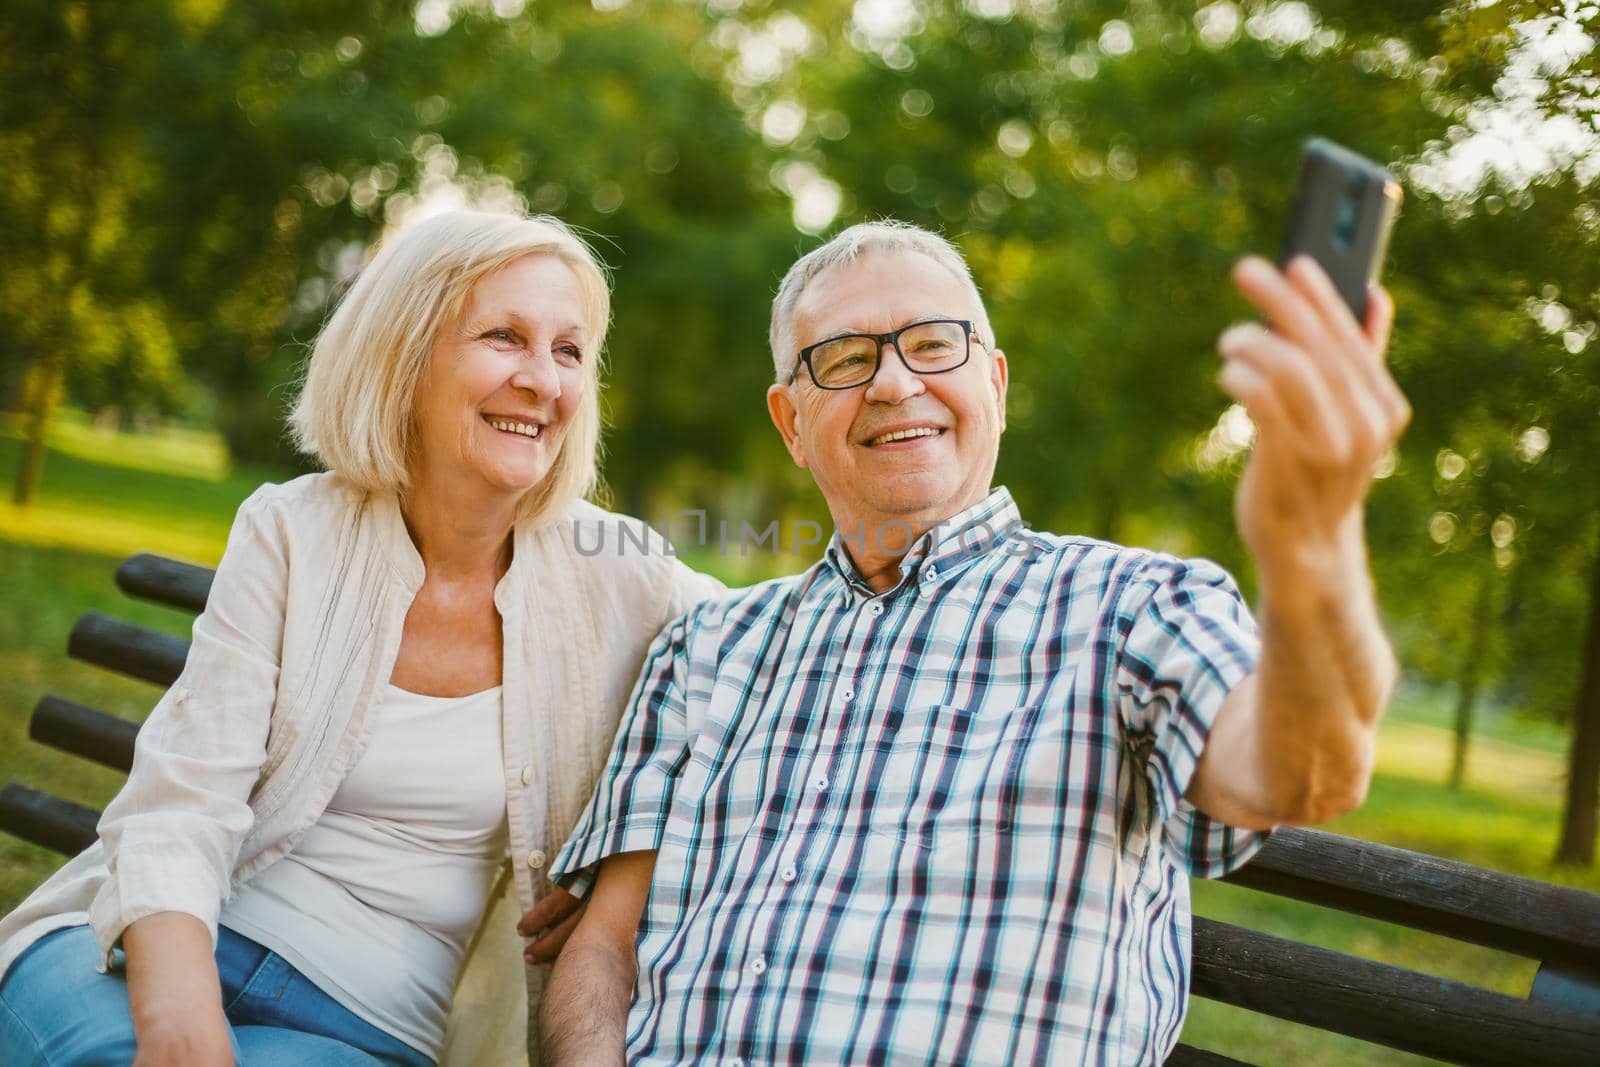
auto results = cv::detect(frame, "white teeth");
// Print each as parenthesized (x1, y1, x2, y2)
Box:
(869, 427, 941, 446)
(488, 418, 541, 438)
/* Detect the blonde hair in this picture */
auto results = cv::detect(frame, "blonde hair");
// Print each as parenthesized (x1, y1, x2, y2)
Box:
(290, 209, 611, 526)
(769, 219, 995, 382)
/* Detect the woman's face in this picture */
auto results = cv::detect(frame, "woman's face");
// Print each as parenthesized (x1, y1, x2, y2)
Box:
(412, 253, 590, 501)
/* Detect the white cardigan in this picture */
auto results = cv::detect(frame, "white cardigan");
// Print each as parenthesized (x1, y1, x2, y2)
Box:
(0, 472, 720, 1061)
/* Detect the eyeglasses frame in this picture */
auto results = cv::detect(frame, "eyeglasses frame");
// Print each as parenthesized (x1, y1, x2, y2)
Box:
(789, 318, 978, 390)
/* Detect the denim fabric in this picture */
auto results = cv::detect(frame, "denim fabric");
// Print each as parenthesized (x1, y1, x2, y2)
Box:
(0, 924, 433, 1067)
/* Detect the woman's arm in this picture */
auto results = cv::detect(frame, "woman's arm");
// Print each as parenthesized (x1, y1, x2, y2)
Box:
(86, 487, 293, 1062)
(124, 912, 234, 1066)
(90, 487, 288, 959)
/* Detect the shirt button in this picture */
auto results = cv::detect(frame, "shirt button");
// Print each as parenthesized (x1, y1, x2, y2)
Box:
(810, 774, 829, 792)
(780, 865, 797, 882)
(525, 850, 547, 870)
(925, 565, 938, 580)
(520, 765, 533, 786)
(750, 956, 767, 976)
(868, 602, 885, 617)
(840, 688, 855, 704)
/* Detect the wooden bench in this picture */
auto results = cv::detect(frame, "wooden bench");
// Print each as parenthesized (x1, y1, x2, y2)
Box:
(4, 553, 1599, 1065)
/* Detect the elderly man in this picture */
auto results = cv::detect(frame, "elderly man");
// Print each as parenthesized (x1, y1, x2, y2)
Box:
(540, 221, 1408, 1065)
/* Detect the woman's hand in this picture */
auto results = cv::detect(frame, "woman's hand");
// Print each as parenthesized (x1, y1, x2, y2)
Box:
(124, 912, 235, 1066)
(131, 1012, 234, 1067)
(518, 886, 587, 965)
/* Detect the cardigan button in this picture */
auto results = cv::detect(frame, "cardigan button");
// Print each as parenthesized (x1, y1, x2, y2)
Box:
(526, 850, 547, 870)
(520, 764, 533, 786)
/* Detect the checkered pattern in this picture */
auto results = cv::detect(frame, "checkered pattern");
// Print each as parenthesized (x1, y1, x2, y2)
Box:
(553, 488, 1265, 1066)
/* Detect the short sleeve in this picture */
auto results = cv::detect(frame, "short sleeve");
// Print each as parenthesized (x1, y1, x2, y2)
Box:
(1116, 554, 1266, 878)
(661, 557, 724, 627)
(548, 611, 695, 897)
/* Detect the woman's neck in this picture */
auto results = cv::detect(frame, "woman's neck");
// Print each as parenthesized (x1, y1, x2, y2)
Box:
(400, 470, 518, 581)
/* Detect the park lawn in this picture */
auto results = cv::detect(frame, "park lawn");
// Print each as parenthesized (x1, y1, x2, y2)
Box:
(2, 417, 1595, 1065)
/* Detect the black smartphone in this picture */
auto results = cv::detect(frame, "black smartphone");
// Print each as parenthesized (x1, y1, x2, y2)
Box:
(1279, 138, 1403, 323)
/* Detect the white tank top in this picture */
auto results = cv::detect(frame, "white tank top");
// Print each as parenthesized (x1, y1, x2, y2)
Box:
(222, 684, 509, 1060)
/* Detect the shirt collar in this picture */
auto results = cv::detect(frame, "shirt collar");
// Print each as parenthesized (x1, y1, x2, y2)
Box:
(822, 487, 1023, 597)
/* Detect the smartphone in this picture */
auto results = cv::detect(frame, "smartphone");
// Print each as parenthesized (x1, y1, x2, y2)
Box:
(1279, 138, 1403, 323)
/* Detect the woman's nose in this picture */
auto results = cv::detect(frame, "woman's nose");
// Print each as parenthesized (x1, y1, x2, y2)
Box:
(511, 348, 563, 399)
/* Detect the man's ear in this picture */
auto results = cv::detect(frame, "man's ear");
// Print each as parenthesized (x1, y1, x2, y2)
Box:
(767, 383, 809, 469)
(989, 348, 1009, 434)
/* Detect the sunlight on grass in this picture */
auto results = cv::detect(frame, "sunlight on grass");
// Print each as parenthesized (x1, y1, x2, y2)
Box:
(0, 411, 280, 564)
(0, 408, 232, 482)
(0, 499, 230, 565)
(1376, 720, 1566, 800)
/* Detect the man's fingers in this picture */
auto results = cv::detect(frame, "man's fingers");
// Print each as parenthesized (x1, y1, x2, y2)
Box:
(1365, 284, 1395, 355)
(1231, 256, 1334, 361)
(1218, 323, 1346, 460)
(1232, 258, 1409, 461)
(1217, 359, 1290, 441)
(524, 905, 587, 964)
(1284, 255, 1373, 368)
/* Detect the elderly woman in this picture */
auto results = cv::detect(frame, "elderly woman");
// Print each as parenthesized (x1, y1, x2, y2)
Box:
(0, 210, 716, 1066)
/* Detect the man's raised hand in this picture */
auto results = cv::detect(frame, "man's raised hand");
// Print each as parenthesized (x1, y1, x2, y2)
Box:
(1218, 254, 1409, 595)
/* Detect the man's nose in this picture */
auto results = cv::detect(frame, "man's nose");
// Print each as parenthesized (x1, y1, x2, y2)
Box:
(864, 342, 924, 403)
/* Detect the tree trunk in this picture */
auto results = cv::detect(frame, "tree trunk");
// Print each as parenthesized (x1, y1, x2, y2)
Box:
(1555, 533, 1600, 866)
(12, 1, 105, 507)
(1449, 578, 1493, 790)
(11, 352, 65, 507)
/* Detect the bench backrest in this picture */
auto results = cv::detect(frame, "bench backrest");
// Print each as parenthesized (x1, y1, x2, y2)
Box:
(3, 553, 1598, 1066)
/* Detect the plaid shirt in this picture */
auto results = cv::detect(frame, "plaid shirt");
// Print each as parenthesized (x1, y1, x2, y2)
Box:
(553, 488, 1265, 1066)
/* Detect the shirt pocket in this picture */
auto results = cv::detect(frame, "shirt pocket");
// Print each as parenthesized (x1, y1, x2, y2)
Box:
(867, 699, 1068, 852)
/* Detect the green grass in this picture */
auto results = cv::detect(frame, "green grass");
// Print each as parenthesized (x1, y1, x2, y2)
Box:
(0, 410, 278, 565)
(1, 412, 1595, 1065)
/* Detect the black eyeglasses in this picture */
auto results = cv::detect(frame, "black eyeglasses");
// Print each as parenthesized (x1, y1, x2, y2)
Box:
(791, 318, 976, 390)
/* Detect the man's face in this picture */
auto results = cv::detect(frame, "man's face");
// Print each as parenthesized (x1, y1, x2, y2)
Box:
(767, 249, 1008, 538)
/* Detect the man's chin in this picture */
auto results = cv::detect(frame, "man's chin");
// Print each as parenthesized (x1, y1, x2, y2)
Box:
(863, 484, 961, 526)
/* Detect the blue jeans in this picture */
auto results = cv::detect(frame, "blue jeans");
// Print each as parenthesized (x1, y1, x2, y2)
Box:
(0, 924, 434, 1067)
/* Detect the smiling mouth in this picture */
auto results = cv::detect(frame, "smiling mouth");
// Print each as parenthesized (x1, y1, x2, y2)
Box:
(485, 416, 543, 439)
(865, 426, 944, 447)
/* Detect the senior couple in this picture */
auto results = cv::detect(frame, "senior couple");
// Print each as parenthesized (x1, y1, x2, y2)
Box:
(0, 207, 1407, 1066)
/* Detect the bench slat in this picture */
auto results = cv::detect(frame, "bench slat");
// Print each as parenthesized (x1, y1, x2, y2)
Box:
(1227, 828, 1600, 965)
(115, 552, 213, 614)
(1162, 1045, 1252, 1066)
(68, 612, 186, 687)
(0, 783, 99, 856)
(1191, 917, 1600, 1065)
(30, 695, 138, 773)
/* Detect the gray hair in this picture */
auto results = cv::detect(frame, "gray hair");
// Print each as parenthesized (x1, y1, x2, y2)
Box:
(768, 220, 996, 382)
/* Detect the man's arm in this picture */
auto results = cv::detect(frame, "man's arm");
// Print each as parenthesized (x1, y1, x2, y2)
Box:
(1187, 255, 1409, 830)
(540, 850, 658, 1067)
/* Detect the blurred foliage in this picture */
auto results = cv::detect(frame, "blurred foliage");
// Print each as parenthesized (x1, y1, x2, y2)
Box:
(3, 0, 1599, 853)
